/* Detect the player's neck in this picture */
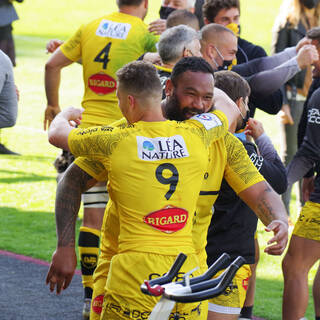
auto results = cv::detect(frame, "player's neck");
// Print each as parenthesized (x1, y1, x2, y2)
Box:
(161, 62, 175, 70)
(119, 6, 143, 20)
(140, 108, 166, 122)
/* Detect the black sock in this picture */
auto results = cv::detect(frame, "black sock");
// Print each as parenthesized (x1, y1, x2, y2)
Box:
(84, 287, 93, 300)
(240, 305, 253, 319)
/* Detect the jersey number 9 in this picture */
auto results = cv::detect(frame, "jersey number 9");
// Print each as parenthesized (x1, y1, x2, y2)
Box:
(155, 163, 179, 200)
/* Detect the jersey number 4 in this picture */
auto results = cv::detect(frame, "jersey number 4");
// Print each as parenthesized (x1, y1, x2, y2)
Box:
(156, 163, 179, 200)
(94, 42, 112, 69)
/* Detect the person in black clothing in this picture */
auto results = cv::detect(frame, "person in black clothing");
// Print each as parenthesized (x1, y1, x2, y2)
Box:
(272, 0, 320, 215)
(201, 0, 267, 64)
(0, 0, 23, 67)
(194, 0, 205, 28)
(200, 23, 318, 117)
(205, 70, 287, 320)
(282, 26, 320, 320)
(200, 0, 288, 120)
(148, 0, 196, 35)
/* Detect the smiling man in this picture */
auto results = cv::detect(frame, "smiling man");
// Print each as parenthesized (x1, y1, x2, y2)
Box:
(46, 60, 233, 320)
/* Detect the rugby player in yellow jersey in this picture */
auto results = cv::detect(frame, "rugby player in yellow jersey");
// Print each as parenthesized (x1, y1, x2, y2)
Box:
(162, 58, 288, 319)
(46, 58, 288, 319)
(46, 60, 236, 319)
(43, 1, 157, 315)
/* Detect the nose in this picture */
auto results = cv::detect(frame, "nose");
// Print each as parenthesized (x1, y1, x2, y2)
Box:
(191, 97, 205, 111)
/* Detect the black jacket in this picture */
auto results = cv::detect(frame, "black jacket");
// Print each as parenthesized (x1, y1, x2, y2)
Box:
(237, 37, 266, 64)
(206, 139, 287, 266)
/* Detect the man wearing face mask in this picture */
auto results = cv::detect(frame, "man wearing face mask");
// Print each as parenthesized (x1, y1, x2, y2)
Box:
(201, 0, 267, 64)
(148, 0, 196, 35)
(205, 71, 287, 320)
(200, 23, 319, 117)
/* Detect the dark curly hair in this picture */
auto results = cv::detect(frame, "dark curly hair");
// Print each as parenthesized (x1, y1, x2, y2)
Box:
(203, 0, 240, 23)
(171, 57, 214, 86)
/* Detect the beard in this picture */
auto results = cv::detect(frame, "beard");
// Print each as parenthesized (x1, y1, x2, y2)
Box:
(164, 92, 212, 121)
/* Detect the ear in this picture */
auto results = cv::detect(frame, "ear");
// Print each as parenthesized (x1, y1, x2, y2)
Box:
(235, 97, 242, 110)
(128, 95, 135, 109)
(183, 47, 192, 58)
(204, 17, 210, 25)
(165, 78, 174, 97)
(207, 43, 215, 60)
(144, 0, 148, 9)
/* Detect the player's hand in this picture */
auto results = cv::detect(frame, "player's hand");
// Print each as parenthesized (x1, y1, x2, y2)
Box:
(245, 118, 264, 140)
(296, 44, 319, 69)
(60, 106, 84, 126)
(295, 37, 312, 53)
(44, 105, 61, 131)
(46, 247, 77, 294)
(264, 220, 288, 255)
(46, 39, 64, 54)
(279, 104, 294, 125)
(143, 52, 162, 65)
(302, 176, 315, 202)
(148, 19, 167, 35)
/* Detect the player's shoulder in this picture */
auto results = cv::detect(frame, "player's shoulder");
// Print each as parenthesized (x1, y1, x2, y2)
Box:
(224, 132, 248, 156)
(238, 37, 267, 57)
(309, 86, 320, 105)
(188, 111, 227, 131)
(91, 11, 146, 27)
(85, 12, 148, 41)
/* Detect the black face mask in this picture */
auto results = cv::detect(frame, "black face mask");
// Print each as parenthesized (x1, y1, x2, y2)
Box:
(217, 60, 233, 71)
(159, 6, 176, 19)
(213, 46, 234, 71)
(301, 0, 320, 9)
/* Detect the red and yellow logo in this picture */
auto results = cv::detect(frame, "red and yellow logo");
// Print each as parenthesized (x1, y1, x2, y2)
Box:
(242, 277, 249, 291)
(143, 206, 188, 233)
(92, 294, 104, 314)
(88, 72, 117, 95)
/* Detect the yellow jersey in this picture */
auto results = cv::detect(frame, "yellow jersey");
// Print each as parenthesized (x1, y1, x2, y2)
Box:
(69, 111, 228, 255)
(192, 132, 265, 257)
(60, 12, 157, 127)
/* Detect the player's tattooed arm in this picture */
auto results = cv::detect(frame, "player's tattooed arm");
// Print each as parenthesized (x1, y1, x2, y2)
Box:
(55, 163, 97, 247)
(239, 180, 289, 255)
(46, 163, 97, 294)
(255, 184, 278, 226)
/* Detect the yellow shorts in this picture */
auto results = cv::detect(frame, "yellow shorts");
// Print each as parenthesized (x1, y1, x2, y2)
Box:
(293, 201, 320, 241)
(101, 251, 205, 320)
(196, 249, 208, 274)
(195, 249, 209, 320)
(90, 202, 119, 320)
(208, 264, 251, 315)
(91, 255, 113, 320)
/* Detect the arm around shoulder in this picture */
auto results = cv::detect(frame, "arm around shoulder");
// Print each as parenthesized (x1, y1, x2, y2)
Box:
(48, 107, 83, 151)
(238, 180, 288, 255)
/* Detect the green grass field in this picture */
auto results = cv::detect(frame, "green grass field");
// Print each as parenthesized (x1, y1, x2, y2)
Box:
(0, 1, 318, 319)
